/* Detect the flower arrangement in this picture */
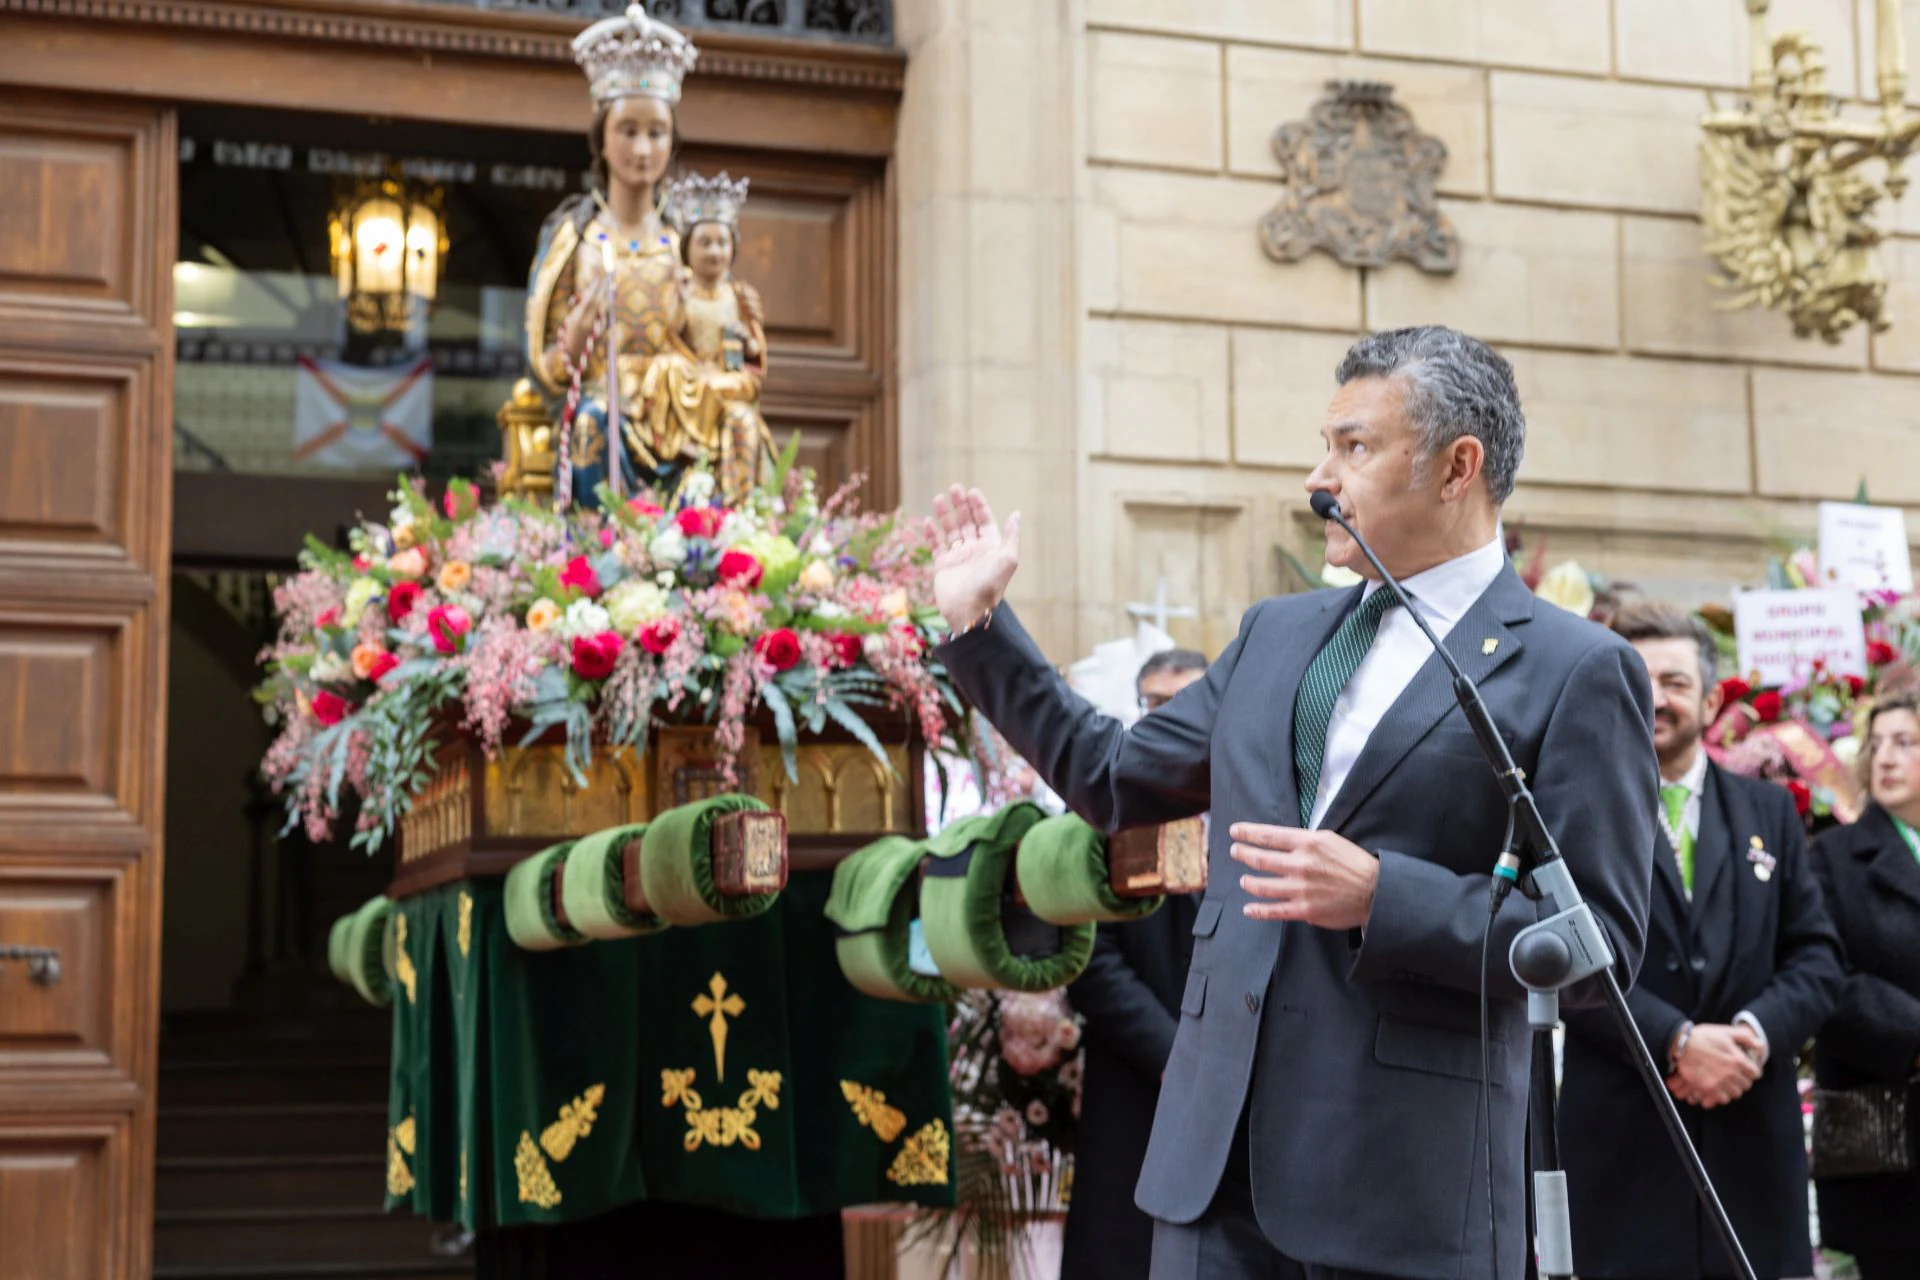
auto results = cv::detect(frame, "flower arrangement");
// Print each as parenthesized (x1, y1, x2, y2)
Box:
(257, 444, 964, 850)
(1698, 551, 1920, 826)
(914, 987, 1082, 1278)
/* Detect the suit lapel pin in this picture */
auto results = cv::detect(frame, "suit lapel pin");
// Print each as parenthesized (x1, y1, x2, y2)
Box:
(1746, 837, 1776, 882)
(1481, 637, 1499, 656)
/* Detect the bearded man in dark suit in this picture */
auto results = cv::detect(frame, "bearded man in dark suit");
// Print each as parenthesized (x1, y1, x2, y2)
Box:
(928, 325, 1657, 1280)
(1560, 601, 1841, 1280)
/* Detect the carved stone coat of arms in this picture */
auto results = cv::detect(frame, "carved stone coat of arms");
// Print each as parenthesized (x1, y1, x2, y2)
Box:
(1260, 80, 1458, 275)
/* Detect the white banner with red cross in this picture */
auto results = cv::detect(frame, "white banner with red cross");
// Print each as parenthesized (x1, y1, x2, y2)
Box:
(292, 356, 433, 470)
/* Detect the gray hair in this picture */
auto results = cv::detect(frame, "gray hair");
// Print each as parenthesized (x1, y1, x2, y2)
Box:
(1334, 325, 1526, 504)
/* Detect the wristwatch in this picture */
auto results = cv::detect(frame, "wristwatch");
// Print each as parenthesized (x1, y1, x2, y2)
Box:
(1668, 1021, 1696, 1075)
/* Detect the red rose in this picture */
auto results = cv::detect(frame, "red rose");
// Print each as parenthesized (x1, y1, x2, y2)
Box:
(826, 632, 863, 670)
(636, 617, 680, 656)
(753, 627, 802, 673)
(675, 506, 723, 539)
(1752, 690, 1783, 723)
(571, 631, 624, 680)
(1785, 778, 1812, 816)
(1869, 640, 1898, 667)
(628, 497, 664, 519)
(387, 580, 423, 623)
(315, 607, 341, 630)
(1717, 676, 1752, 704)
(427, 605, 472, 655)
(366, 652, 400, 683)
(311, 690, 350, 726)
(353, 555, 371, 572)
(559, 555, 601, 598)
(890, 623, 925, 660)
(1847, 674, 1867, 696)
(717, 549, 764, 588)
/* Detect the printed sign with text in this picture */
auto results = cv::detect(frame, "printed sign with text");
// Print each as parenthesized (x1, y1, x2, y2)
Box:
(1733, 588, 1868, 686)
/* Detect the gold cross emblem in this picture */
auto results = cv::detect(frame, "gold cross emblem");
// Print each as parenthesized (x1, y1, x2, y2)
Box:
(692, 972, 746, 1081)
(1481, 638, 1499, 656)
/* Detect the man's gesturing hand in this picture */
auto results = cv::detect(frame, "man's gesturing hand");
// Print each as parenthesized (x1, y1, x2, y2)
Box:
(931, 485, 1021, 634)
(1230, 823, 1380, 931)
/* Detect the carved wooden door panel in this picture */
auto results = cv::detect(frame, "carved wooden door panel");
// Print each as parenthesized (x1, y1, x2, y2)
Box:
(0, 91, 174, 1280)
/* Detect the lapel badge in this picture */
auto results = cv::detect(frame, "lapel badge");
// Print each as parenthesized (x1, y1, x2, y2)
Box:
(1481, 637, 1499, 656)
(1746, 838, 1777, 882)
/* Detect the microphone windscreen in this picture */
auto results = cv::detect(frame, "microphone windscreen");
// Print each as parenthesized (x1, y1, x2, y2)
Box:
(1309, 491, 1341, 520)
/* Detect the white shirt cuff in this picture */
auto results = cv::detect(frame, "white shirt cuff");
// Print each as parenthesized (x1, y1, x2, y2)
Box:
(1732, 1010, 1770, 1064)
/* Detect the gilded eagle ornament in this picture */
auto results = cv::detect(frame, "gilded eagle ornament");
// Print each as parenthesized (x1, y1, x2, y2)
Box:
(1260, 80, 1457, 275)
(1699, 0, 1920, 343)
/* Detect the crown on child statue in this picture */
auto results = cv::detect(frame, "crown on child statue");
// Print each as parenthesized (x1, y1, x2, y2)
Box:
(572, 4, 699, 108)
(665, 171, 750, 233)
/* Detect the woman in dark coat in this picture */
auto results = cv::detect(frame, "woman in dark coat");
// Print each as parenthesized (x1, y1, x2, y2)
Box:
(1810, 691, 1920, 1280)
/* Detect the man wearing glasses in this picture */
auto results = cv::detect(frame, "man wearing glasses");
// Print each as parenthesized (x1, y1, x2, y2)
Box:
(1062, 648, 1209, 1280)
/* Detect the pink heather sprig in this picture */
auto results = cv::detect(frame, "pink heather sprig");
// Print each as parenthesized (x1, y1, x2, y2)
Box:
(273, 570, 347, 644)
(659, 619, 707, 712)
(456, 617, 551, 756)
(711, 650, 759, 785)
(599, 639, 658, 740)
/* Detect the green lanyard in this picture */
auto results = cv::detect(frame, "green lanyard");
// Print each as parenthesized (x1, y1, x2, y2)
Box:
(1893, 814, 1920, 865)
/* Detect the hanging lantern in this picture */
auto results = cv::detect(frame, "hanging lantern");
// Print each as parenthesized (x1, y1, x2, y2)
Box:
(329, 175, 448, 333)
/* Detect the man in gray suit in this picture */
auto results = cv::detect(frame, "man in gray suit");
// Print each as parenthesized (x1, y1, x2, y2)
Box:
(929, 325, 1657, 1280)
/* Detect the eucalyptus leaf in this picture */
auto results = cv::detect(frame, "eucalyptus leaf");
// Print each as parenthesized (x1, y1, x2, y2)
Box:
(761, 681, 801, 782)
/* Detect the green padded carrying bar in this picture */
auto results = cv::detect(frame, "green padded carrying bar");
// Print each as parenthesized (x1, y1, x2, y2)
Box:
(825, 834, 960, 1004)
(639, 794, 781, 927)
(503, 842, 587, 952)
(919, 803, 1095, 991)
(326, 911, 353, 985)
(1015, 813, 1164, 925)
(560, 823, 668, 941)
(343, 896, 393, 1007)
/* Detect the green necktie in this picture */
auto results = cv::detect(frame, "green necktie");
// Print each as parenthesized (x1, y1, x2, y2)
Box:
(1661, 782, 1694, 896)
(1293, 588, 1397, 826)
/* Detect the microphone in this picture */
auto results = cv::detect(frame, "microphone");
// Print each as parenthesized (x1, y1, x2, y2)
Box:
(1308, 491, 1528, 900)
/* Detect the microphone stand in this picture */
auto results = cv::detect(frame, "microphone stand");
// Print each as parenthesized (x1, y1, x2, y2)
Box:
(1311, 493, 1756, 1280)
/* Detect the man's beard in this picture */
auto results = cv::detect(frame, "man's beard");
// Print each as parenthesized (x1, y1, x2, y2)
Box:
(1655, 716, 1702, 767)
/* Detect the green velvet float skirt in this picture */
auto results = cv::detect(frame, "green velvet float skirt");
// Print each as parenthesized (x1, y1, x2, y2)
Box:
(382, 869, 955, 1232)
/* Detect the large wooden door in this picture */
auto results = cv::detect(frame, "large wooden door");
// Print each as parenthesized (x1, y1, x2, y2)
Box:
(0, 91, 175, 1279)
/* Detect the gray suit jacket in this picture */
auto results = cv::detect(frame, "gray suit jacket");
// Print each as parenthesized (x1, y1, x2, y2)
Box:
(938, 565, 1657, 1280)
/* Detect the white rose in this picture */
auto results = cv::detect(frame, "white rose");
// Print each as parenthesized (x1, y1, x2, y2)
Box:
(656, 570, 676, 588)
(863, 633, 888, 661)
(559, 598, 612, 641)
(648, 527, 688, 567)
(680, 471, 716, 502)
(812, 601, 849, 621)
(808, 535, 834, 557)
(715, 512, 752, 548)
(605, 580, 669, 633)
(312, 651, 353, 685)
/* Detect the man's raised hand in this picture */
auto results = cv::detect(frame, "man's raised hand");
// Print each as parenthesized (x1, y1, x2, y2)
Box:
(932, 485, 1021, 634)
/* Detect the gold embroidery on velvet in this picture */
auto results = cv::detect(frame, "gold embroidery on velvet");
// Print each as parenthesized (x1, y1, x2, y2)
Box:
(886, 1118, 951, 1187)
(661, 1066, 783, 1152)
(515, 1131, 562, 1209)
(394, 914, 418, 1004)
(839, 1080, 908, 1143)
(457, 892, 473, 958)
(386, 1114, 417, 1197)
(460, 1147, 469, 1204)
(540, 1083, 606, 1163)
(691, 971, 745, 1081)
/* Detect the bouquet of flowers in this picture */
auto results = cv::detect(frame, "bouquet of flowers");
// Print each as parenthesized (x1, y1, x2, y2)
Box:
(256, 445, 965, 851)
(914, 988, 1082, 1278)
(1700, 545, 1920, 826)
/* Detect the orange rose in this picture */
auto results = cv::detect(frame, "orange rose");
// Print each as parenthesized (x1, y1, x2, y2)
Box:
(526, 598, 561, 632)
(350, 643, 387, 680)
(436, 560, 472, 594)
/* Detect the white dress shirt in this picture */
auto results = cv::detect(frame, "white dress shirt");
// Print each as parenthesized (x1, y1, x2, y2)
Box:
(1307, 535, 1508, 829)
(1659, 748, 1709, 852)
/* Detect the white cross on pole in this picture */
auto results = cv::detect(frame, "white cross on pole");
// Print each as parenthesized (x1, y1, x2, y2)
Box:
(1125, 578, 1197, 633)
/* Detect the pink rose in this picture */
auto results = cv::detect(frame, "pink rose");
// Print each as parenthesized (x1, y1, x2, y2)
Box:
(571, 631, 624, 680)
(675, 506, 723, 540)
(637, 617, 680, 656)
(717, 549, 764, 588)
(628, 497, 664, 519)
(427, 605, 472, 655)
(559, 555, 601, 598)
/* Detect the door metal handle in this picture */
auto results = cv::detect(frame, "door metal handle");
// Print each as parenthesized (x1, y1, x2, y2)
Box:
(0, 945, 61, 986)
